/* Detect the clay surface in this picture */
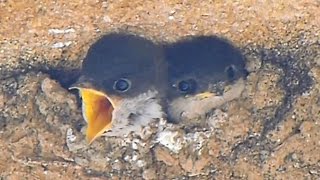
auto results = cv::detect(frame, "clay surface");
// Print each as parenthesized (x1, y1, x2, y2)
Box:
(0, 0, 319, 179)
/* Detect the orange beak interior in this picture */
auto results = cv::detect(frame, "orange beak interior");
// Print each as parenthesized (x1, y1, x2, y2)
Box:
(78, 88, 114, 144)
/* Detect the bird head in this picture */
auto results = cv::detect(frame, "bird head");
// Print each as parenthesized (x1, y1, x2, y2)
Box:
(70, 33, 167, 143)
(165, 36, 248, 123)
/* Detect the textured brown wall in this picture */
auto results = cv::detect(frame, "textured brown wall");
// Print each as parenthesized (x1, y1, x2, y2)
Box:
(0, 0, 319, 179)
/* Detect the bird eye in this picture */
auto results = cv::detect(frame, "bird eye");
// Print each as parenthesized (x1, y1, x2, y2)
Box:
(113, 78, 131, 92)
(226, 65, 236, 81)
(177, 79, 196, 94)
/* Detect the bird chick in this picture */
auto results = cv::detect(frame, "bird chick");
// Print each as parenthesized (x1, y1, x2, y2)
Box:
(165, 35, 248, 125)
(70, 33, 167, 143)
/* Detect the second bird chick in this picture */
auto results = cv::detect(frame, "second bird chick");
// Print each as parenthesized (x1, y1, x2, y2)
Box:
(165, 35, 248, 124)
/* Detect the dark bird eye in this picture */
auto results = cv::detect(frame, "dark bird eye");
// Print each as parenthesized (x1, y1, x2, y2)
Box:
(226, 65, 236, 81)
(113, 78, 131, 92)
(177, 79, 196, 94)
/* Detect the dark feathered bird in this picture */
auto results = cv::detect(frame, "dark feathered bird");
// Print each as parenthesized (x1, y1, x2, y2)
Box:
(164, 36, 248, 124)
(70, 33, 167, 143)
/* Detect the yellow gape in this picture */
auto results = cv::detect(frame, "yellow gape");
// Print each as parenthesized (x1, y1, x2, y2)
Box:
(79, 88, 113, 144)
(195, 92, 214, 100)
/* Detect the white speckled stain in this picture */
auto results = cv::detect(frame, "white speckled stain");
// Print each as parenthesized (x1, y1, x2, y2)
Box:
(157, 129, 212, 154)
(51, 41, 73, 48)
(48, 28, 75, 34)
(156, 130, 184, 153)
(184, 131, 211, 156)
(66, 128, 77, 142)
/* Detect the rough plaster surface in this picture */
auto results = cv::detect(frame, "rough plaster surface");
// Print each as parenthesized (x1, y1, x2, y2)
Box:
(0, 0, 319, 179)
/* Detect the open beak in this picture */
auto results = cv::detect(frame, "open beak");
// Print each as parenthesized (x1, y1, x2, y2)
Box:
(69, 84, 118, 144)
